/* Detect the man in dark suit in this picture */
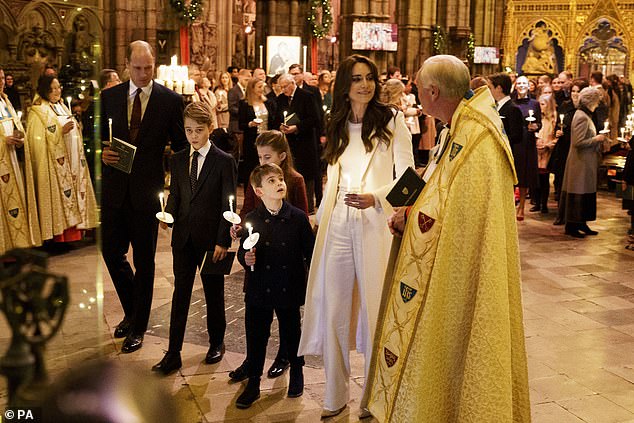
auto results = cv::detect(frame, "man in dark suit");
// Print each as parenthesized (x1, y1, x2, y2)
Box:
(276, 74, 320, 212)
(228, 68, 251, 136)
(152, 102, 237, 375)
(101, 40, 187, 353)
(488, 73, 523, 146)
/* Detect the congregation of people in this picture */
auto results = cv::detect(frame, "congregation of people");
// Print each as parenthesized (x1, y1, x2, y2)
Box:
(3, 38, 634, 423)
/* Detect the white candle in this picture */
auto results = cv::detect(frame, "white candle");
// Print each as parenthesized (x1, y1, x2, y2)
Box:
(170, 55, 178, 67)
(174, 80, 183, 94)
(229, 195, 234, 214)
(259, 45, 263, 69)
(621, 127, 625, 138)
(183, 79, 196, 95)
(323, 105, 327, 112)
(283, 110, 288, 124)
(528, 109, 534, 118)
(303, 45, 308, 71)
(108, 118, 112, 143)
(559, 114, 564, 126)
(66, 96, 72, 113)
(159, 192, 165, 215)
(604, 120, 609, 132)
(247, 222, 253, 238)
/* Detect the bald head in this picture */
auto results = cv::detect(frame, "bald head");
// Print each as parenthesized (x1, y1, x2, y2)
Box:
(127, 40, 155, 88)
(417, 55, 470, 101)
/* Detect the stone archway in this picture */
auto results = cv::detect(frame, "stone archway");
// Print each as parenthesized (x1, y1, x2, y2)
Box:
(515, 20, 565, 76)
(576, 19, 628, 78)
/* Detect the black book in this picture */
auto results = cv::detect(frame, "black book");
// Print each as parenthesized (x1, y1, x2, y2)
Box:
(105, 137, 137, 174)
(200, 250, 236, 275)
(283, 112, 300, 126)
(386, 167, 426, 207)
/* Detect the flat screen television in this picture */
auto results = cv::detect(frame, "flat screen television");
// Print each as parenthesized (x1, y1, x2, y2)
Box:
(473, 46, 499, 64)
(352, 22, 398, 52)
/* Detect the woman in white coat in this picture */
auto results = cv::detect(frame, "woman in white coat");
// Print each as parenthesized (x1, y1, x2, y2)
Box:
(298, 54, 414, 418)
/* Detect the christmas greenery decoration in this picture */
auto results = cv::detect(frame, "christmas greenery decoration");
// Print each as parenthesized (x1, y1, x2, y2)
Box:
(308, 0, 333, 39)
(169, 0, 202, 24)
(466, 33, 475, 64)
(432, 25, 447, 55)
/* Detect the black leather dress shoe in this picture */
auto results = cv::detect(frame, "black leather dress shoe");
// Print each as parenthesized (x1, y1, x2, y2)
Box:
(121, 334, 143, 353)
(529, 205, 540, 212)
(580, 224, 598, 236)
(114, 319, 131, 338)
(287, 366, 304, 398)
(152, 352, 182, 375)
(229, 360, 249, 382)
(553, 218, 564, 226)
(205, 344, 225, 364)
(267, 358, 290, 378)
(565, 228, 585, 239)
(235, 377, 260, 409)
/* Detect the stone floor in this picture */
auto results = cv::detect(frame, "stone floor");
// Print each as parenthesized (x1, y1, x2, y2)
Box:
(1, 190, 634, 422)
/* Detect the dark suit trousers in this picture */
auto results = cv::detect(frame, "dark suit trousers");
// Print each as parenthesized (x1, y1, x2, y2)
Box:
(168, 237, 226, 352)
(101, 198, 159, 335)
(245, 305, 304, 378)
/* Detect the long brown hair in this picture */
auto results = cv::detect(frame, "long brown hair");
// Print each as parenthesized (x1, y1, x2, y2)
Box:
(324, 54, 394, 165)
(255, 130, 296, 182)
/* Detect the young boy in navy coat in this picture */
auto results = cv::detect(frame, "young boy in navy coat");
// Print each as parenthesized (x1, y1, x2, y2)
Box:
(151, 102, 237, 375)
(236, 163, 315, 408)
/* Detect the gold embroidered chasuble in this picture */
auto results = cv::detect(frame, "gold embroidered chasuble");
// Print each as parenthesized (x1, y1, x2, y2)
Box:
(26, 100, 97, 241)
(367, 87, 531, 422)
(0, 94, 41, 253)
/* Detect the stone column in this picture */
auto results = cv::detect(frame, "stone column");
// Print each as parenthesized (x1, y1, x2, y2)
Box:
(339, 0, 391, 71)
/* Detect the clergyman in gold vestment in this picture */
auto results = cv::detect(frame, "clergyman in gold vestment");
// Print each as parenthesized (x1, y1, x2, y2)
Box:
(367, 56, 531, 422)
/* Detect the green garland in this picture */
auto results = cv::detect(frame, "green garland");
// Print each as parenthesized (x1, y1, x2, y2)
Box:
(169, 0, 202, 24)
(432, 25, 446, 55)
(466, 33, 475, 63)
(308, 0, 333, 39)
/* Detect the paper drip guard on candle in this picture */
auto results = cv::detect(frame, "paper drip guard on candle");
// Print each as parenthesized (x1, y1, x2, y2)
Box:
(243, 230, 259, 272)
(253, 118, 263, 124)
(156, 211, 174, 224)
(599, 121, 610, 134)
(223, 211, 241, 224)
(525, 110, 536, 122)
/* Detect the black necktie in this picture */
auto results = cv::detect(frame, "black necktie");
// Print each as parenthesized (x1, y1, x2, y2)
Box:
(129, 88, 142, 144)
(190, 151, 199, 192)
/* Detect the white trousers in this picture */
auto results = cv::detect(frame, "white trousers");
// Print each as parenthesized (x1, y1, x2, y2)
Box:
(322, 192, 372, 411)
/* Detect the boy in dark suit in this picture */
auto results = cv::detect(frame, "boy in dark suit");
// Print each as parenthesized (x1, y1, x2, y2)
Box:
(235, 164, 315, 408)
(151, 102, 237, 375)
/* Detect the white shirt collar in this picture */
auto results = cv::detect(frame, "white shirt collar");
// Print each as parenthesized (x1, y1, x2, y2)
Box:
(129, 80, 153, 97)
(190, 140, 211, 158)
(496, 96, 511, 111)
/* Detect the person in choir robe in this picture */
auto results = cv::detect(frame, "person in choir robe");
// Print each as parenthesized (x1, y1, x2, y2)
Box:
(25, 74, 97, 244)
(0, 67, 41, 254)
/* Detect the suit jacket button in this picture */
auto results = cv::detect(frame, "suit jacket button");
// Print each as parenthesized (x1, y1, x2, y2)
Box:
(281, 219, 285, 222)
(281, 242, 286, 246)
(266, 288, 271, 293)
(265, 241, 270, 246)
(282, 288, 286, 292)
(266, 265, 271, 270)
(265, 218, 271, 223)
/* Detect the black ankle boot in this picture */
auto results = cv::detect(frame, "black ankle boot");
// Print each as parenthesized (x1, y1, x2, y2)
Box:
(287, 366, 304, 398)
(236, 377, 260, 409)
(579, 224, 598, 236)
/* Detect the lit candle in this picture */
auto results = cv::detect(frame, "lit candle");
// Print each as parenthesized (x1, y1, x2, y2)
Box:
(66, 96, 72, 113)
(604, 120, 609, 132)
(159, 192, 165, 216)
(621, 127, 625, 139)
(246, 222, 255, 271)
(229, 195, 234, 214)
(108, 118, 113, 144)
(323, 104, 327, 112)
(528, 109, 534, 118)
(303, 45, 308, 71)
(259, 45, 263, 69)
(559, 113, 564, 126)
(283, 110, 288, 125)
